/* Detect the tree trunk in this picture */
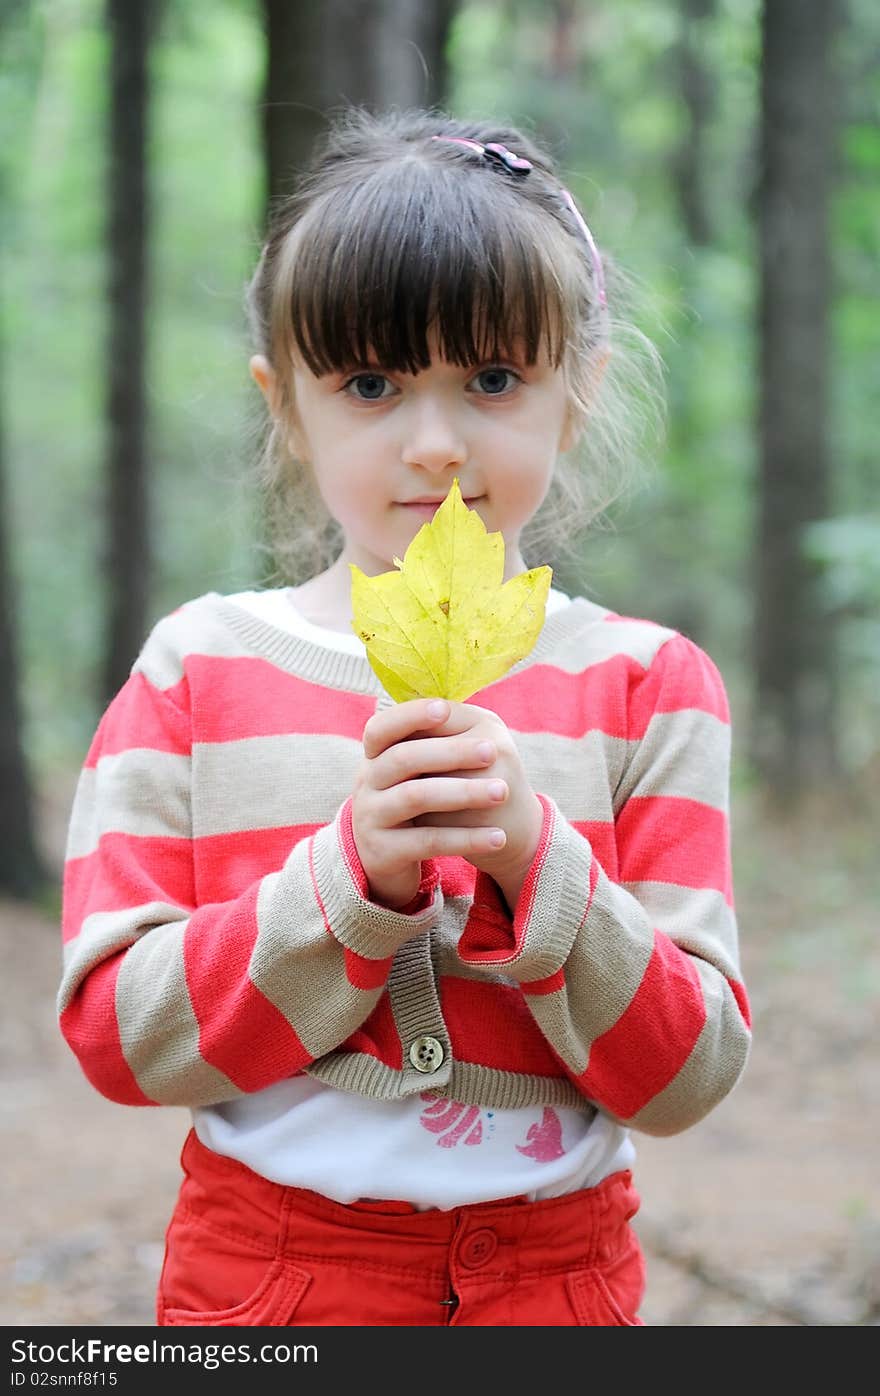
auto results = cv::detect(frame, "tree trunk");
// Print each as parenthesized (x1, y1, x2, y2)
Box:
(102, 0, 152, 707)
(752, 0, 841, 799)
(260, 0, 461, 216)
(672, 0, 716, 246)
(0, 273, 45, 899)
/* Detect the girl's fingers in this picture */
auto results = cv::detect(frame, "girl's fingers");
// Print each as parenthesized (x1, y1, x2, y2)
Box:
(362, 699, 490, 760)
(362, 699, 451, 759)
(384, 776, 508, 824)
(374, 824, 507, 862)
(370, 735, 496, 791)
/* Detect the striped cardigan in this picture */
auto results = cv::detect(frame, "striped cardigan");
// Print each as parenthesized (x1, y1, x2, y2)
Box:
(59, 590, 751, 1136)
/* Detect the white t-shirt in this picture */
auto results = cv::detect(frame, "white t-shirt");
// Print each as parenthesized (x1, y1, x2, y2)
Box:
(192, 586, 635, 1209)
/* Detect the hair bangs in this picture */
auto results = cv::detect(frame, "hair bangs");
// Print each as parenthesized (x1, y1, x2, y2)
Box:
(286, 167, 570, 377)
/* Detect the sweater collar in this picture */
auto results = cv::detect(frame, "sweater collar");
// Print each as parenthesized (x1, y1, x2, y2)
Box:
(211, 590, 605, 696)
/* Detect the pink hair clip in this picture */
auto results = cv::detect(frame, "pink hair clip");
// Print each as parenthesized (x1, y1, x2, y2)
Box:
(560, 188, 607, 308)
(430, 134, 532, 174)
(430, 136, 607, 309)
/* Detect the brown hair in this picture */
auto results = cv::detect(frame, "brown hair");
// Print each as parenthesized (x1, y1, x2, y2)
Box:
(245, 106, 664, 584)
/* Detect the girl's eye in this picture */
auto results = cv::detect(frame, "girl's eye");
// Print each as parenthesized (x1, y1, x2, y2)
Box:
(343, 372, 394, 401)
(469, 366, 521, 396)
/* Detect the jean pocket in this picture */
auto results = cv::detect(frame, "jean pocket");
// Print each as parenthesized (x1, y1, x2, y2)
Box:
(566, 1249, 645, 1327)
(160, 1255, 311, 1327)
(158, 1210, 312, 1327)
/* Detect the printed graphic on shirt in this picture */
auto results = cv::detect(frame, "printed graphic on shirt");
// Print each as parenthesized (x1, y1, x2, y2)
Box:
(419, 1094, 567, 1163)
(419, 1093, 486, 1148)
(515, 1106, 566, 1162)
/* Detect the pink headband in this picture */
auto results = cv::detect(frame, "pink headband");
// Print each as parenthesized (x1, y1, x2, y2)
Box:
(430, 135, 607, 309)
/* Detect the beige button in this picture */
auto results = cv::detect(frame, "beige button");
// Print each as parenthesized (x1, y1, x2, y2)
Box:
(409, 1035, 445, 1073)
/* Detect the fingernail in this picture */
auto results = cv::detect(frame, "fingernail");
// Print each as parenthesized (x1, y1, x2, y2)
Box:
(487, 780, 506, 800)
(427, 700, 447, 718)
(489, 829, 506, 847)
(476, 741, 494, 761)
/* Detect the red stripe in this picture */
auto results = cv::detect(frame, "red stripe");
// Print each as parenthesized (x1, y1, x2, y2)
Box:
(62, 835, 195, 944)
(338, 992, 402, 1068)
(85, 672, 190, 766)
(59, 957, 156, 1105)
(194, 825, 318, 902)
(627, 634, 729, 736)
(183, 885, 313, 1091)
(570, 820, 618, 880)
(343, 946, 394, 990)
(456, 796, 555, 966)
(439, 977, 563, 1076)
(434, 856, 476, 897)
(185, 656, 376, 742)
(578, 931, 706, 1118)
(456, 870, 515, 958)
(472, 655, 637, 738)
(729, 977, 751, 1027)
(616, 796, 733, 903)
(522, 968, 566, 997)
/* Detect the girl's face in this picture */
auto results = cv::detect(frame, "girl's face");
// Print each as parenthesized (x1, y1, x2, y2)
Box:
(280, 330, 575, 578)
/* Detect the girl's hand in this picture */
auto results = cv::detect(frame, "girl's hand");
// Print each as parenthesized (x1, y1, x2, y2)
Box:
(352, 699, 543, 913)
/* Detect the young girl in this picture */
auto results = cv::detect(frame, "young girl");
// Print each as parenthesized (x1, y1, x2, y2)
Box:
(59, 107, 751, 1327)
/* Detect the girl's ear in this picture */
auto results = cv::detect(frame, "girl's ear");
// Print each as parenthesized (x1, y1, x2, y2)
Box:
(249, 355, 280, 416)
(250, 354, 311, 462)
(560, 348, 610, 452)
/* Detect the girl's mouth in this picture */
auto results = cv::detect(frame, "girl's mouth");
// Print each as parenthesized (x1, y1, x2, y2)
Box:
(397, 496, 484, 519)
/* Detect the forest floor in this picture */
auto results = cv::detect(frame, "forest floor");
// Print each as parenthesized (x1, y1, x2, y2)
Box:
(2, 773, 878, 1327)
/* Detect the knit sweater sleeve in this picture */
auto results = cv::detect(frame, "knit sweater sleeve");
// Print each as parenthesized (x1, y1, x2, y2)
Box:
(58, 615, 441, 1109)
(457, 631, 751, 1137)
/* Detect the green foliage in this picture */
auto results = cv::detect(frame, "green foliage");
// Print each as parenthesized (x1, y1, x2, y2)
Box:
(3, 0, 264, 766)
(450, 0, 878, 779)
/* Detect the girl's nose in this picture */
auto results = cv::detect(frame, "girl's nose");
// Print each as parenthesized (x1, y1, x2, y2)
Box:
(400, 398, 468, 474)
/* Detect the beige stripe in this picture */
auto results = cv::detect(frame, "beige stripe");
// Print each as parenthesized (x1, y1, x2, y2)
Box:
(447, 1061, 589, 1113)
(64, 770, 97, 862)
(193, 724, 686, 836)
(193, 734, 360, 835)
(305, 1053, 422, 1099)
(115, 918, 238, 1106)
(515, 730, 624, 822)
(525, 994, 590, 1076)
(387, 935, 453, 1096)
(511, 808, 595, 980)
(613, 709, 730, 813)
(58, 902, 184, 1011)
(305, 1054, 590, 1113)
(627, 963, 751, 1135)
(524, 868, 657, 1071)
(622, 881, 741, 976)
(542, 616, 676, 675)
(66, 752, 191, 860)
(250, 868, 381, 1058)
(134, 596, 249, 690)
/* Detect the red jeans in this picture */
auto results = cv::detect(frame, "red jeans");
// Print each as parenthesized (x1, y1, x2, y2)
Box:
(157, 1129, 646, 1327)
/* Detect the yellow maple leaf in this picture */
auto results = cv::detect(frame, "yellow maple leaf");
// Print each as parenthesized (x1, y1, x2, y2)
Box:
(350, 478, 552, 702)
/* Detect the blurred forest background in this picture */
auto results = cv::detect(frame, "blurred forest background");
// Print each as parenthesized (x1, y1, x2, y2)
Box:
(2, 0, 878, 1328)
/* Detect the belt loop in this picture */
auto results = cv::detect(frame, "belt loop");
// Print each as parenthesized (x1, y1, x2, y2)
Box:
(276, 1187, 295, 1258)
